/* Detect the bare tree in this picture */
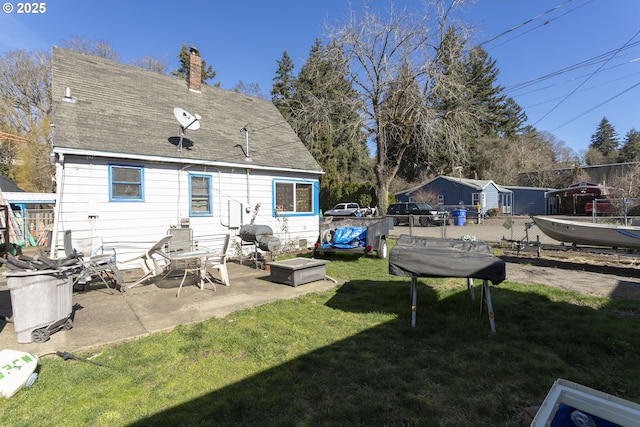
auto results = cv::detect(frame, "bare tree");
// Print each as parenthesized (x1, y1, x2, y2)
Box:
(411, 188, 439, 205)
(131, 55, 168, 74)
(60, 37, 120, 60)
(0, 49, 53, 191)
(232, 81, 268, 100)
(607, 163, 640, 217)
(327, 0, 472, 212)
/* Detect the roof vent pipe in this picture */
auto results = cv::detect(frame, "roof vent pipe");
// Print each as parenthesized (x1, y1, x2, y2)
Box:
(240, 124, 252, 161)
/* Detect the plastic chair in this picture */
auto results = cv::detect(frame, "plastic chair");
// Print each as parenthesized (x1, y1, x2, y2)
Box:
(63, 230, 124, 293)
(204, 234, 231, 286)
(121, 235, 173, 289)
(166, 227, 193, 271)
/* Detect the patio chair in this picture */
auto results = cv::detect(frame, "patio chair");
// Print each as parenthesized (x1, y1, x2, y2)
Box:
(166, 227, 193, 254)
(204, 234, 231, 287)
(165, 227, 194, 272)
(123, 235, 173, 289)
(63, 230, 125, 293)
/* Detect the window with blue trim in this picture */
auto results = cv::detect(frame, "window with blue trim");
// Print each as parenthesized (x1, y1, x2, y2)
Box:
(274, 181, 314, 214)
(110, 165, 143, 201)
(190, 174, 212, 216)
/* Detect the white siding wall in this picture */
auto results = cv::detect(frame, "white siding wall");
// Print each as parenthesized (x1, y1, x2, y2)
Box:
(53, 157, 320, 260)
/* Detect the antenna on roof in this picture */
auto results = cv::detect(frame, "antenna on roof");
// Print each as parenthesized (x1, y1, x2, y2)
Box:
(173, 107, 201, 152)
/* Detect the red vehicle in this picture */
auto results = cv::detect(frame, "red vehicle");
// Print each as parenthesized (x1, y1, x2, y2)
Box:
(585, 199, 614, 215)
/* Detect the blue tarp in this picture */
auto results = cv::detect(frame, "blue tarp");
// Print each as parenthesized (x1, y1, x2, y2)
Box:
(322, 226, 367, 249)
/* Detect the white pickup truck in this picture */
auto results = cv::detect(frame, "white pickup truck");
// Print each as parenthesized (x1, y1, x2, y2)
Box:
(324, 203, 372, 217)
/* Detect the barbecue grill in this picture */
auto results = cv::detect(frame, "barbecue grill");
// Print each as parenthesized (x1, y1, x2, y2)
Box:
(239, 224, 281, 268)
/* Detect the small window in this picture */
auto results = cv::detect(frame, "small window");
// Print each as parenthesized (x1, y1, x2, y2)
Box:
(274, 180, 315, 215)
(110, 165, 143, 201)
(437, 195, 444, 205)
(190, 174, 212, 216)
(472, 193, 480, 206)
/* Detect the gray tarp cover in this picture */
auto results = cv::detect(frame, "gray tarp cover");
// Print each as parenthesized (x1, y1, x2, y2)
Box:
(389, 235, 506, 284)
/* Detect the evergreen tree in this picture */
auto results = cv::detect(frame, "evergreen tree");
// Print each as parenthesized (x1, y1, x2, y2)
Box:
(617, 129, 640, 163)
(462, 47, 529, 180)
(589, 117, 619, 157)
(500, 97, 527, 138)
(270, 51, 296, 120)
(464, 46, 508, 137)
(171, 44, 219, 87)
(288, 39, 371, 209)
(425, 26, 474, 175)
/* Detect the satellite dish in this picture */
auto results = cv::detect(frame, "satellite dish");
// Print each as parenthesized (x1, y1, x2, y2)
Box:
(173, 107, 201, 131)
(172, 107, 201, 151)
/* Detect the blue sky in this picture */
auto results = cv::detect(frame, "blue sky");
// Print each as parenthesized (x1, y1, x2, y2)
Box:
(1, 0, 638, 155)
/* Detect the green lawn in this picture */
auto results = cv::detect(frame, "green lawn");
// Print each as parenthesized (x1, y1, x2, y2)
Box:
(1, 250, 640, 426)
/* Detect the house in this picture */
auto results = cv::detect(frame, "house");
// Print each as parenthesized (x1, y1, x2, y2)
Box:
(518, 161, 640, 188)
(502, 186, 555, 216)
(393, 176, 512, 215)
(49, 46, 323, 261)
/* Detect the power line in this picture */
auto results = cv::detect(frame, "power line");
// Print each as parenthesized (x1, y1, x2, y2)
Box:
(522, 69, 640, 108)
(503, 41, 640, 94)
(479, 0, 577, 46)
(549, 80, 640, 132)
(533, 29, 640, 126)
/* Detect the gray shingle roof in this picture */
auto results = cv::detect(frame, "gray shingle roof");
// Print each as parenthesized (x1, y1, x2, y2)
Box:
(51, 46, 322, 172)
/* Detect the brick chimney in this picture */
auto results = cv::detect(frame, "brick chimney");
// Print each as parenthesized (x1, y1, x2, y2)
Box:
(188, 46, 202, 93)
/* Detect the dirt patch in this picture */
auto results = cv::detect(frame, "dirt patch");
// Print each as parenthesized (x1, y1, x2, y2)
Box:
(499, 245, 640, 300)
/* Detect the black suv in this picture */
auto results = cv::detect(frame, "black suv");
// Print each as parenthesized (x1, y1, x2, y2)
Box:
(386, 202, 449, 226)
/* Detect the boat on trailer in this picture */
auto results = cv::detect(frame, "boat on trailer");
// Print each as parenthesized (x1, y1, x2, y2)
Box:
(531, 216, 640, 250)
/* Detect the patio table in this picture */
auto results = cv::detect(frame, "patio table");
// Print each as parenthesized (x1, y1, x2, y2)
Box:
(165, 249, 221, 297)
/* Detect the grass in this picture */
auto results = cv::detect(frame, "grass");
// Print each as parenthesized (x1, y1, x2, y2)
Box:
(1, 248, 640, 426)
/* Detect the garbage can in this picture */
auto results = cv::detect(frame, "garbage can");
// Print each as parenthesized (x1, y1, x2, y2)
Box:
(5, 269, 74, 343)
(451, 209, 467, 226)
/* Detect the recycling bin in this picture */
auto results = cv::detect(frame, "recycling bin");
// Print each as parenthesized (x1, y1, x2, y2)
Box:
(5, 269, 74, 343)
(451, 209, 467, 226)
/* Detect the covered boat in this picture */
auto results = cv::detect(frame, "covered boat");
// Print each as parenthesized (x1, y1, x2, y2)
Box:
(532, 216, 640, 249)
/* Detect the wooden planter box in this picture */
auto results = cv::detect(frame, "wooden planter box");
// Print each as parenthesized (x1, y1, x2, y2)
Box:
(268, 258, 328, 287)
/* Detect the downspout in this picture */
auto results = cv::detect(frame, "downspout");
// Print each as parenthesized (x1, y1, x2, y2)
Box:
(212, 168, 230, 228)
(49, 153, 65, 257)
(246, 168, 251, 209)
(177, 164, 194, 225)
(239, 125, 252, 214)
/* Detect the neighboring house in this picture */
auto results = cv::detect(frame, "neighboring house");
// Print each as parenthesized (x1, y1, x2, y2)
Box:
(50, 46, 323, 260)
(393, 176, 512, 215)
(502, 186, 555, 216)
(542, 181, 608, 215)
(518, 161, 640, 187)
